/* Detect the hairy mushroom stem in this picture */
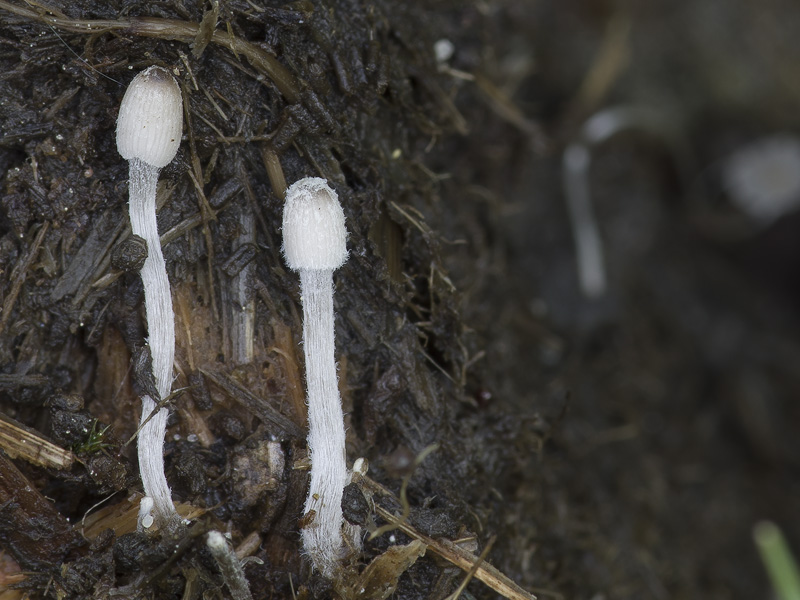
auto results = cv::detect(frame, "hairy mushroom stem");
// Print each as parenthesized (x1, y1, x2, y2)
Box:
(282, 177, 350, 577)
(116, 65, 183, 532)
(300, 267, 348, 572)
(206, 531, 254, 600)
(129, 157, 177, 530)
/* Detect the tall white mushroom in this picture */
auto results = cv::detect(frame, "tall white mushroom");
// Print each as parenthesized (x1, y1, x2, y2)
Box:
(116, 65, 183, 532)
(282, 177, 349, 577)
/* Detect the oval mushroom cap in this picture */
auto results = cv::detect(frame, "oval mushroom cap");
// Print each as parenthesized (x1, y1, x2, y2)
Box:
(282, 177, 348, 271)
(117, 66, 183, 169)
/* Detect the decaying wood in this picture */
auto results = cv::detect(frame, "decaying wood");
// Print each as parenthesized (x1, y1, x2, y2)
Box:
(0, 414, 75, 470)
(269, 320, 307, 428)
(0, 452, 84, 570)
(343, 540, 428, 600)
(50, 209, 122, 303)
(81, 492, 205, 540)
(0, 221, 49, 336)
(200, 369, 303, 438)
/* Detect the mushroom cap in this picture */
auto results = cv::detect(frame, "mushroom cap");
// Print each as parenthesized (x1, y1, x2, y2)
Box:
(116, 66, 183, 169)
(282, 177, 348, 271)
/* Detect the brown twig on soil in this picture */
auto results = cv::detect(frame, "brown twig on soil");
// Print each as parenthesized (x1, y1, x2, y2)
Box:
(565, 11, 632, 124)
(368, 443, 439, 540)
(269, 321, 308, 428)
(0, 221, 49, 336)
(445, 534, 496, 600)
(360, 475, 538, 600)
(0, 414, 75, 470)
(200, 369, 304, 438)
(260, 146, 288, 199)
(234, 532, 263, 560)
(0, 1, 300, 101)
(122, 387, 188, 448)
(472, 74, 547, 150)
(185, 165, 220, 319)
(370, 502, 536, 600)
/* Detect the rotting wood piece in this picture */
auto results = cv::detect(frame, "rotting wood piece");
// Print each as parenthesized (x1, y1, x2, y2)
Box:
(200, 369, 303, 438)
(0, 452, 84, 570)
(0, 221, 49, 336)
(269, 320, 307, 428)
(0, 414, 75, 470)
(0, 375, 49, 390)
(81, 492, 205, 541)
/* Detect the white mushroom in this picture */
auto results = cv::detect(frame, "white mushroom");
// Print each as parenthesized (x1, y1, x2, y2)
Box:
(282, 177, 349, 577)
(116, 65, 183, 532)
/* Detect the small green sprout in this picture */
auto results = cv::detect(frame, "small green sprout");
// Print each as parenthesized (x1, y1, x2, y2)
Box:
(754, 521, 800, 600)
(73, 419, 113, 455)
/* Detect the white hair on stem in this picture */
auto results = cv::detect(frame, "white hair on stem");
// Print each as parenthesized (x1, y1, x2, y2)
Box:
(117, 66, 183, 533)
(282, 177, 352, 577)
(206, 531, 254, 600)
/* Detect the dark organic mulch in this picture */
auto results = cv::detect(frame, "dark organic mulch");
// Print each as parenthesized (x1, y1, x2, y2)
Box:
(1, 1, 799, 599)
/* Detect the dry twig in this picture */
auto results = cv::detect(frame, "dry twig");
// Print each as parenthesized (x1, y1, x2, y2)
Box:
(360, 475, 537, 600)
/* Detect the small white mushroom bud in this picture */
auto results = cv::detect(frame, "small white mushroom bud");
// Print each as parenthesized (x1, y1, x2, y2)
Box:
(117, 66, 183, 533)
(137, 496, 155, 531)
(282, 177, 349, 577)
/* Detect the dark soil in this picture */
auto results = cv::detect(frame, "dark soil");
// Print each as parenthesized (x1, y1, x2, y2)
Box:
(1, 1, 799, 599)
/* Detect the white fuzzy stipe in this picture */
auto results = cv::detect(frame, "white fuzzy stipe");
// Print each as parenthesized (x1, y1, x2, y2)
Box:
(282, 178, 347, 271)
(299, 269, 348, 578)
(138, 395, 174, 528)
(206, 531, 254, 600)
(563, 143, 607, 298)
(129, 158, 178, 530)
(117, 66, 183, 169)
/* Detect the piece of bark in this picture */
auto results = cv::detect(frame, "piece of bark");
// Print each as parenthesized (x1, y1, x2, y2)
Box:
(0, 452, 84, 570)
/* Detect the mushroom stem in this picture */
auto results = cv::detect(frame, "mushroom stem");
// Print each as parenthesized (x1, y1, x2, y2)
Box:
(299, 268, 348, 574)
(128, 157, 177, 529)
(281, 177, 350, 577)
(117, 65, 183, 533)
(206, 531, 254, 600)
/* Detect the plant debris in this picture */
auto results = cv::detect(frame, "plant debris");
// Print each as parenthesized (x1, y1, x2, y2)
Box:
(2, 1, 800, 599)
